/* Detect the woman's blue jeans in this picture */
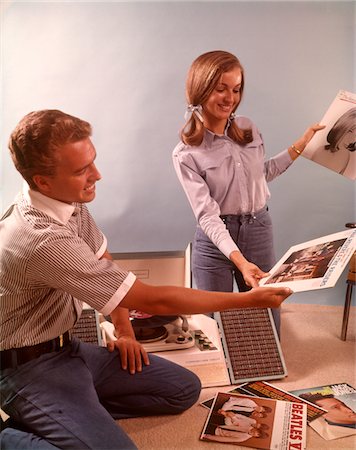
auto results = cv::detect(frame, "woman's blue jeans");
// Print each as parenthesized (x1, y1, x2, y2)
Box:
(0, 338, 201, 449)
(192, 206, 280, 332)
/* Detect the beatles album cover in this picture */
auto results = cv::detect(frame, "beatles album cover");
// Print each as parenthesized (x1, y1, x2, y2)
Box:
(200, 392, 307, 449)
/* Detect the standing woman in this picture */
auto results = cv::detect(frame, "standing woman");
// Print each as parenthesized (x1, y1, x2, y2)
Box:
(172, 50, 324, 331)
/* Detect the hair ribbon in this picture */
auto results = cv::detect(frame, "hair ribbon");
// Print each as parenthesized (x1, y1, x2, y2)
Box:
(184, 104, 204, 122)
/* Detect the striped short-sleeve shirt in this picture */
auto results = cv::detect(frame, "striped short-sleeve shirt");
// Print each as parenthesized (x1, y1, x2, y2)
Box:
(0, 187, 136, 350)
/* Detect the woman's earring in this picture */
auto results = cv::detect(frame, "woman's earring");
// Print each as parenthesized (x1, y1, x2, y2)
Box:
(227, 112, 236, 128)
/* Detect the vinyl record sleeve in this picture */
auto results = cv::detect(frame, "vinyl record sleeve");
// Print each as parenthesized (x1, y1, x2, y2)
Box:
(200, 392, 307, 449)
(290, 383, 356, 441)
(259, 229, 355, 292)
(302, 90, 356, 180)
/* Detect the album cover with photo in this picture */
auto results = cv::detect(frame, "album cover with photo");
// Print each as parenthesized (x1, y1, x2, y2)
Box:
(259, 229, 355, 292)
(200, 392, 307, 449)
(302, 90, 356, 180)
(200, 381, 326, 423)
(290, 383, 356, 441)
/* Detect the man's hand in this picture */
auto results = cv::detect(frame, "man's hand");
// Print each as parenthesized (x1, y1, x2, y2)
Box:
(107, 334, 150, 374)
(243, 286, 293, 309)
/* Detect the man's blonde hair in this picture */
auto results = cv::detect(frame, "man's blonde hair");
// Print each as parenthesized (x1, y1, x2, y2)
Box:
(9, 109, 92, 189)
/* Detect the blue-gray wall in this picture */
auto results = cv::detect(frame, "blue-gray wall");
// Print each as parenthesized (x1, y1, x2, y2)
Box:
(1, 1, 355, 305)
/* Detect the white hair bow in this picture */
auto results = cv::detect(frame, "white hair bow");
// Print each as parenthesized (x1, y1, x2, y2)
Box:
(184, 104, 204, 122)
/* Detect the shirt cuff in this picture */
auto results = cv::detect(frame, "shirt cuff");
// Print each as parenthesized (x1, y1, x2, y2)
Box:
(100, 271, 137, 316)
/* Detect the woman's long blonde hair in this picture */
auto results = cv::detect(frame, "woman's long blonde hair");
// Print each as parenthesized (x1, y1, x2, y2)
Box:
(181, 50, 253, 146)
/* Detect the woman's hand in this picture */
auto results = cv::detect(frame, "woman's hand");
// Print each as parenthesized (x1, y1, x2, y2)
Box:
(107, 334, 150, 374)
(239, 260, 269, 288)
(289, 123, 325, 160)
(230, 251, 269, 288)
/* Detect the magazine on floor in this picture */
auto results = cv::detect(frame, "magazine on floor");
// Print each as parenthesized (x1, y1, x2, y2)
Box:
(200, 392, 307, 449)
(302, 90, 356, 180)
(200, 381, 326, 423)
(290, 383, 356, 441)
(259, 229, 355, 292)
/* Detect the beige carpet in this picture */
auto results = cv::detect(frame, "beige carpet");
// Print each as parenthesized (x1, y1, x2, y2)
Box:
(118, 303, 356, 450)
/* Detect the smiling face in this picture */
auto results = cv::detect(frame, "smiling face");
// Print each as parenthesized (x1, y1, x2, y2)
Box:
(33, 137, 101, 204)
(202, 66, 242, 134)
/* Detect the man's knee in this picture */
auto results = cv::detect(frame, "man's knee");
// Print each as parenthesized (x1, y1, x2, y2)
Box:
(184, 370, 202, 409)
(170, 368, 202, 413)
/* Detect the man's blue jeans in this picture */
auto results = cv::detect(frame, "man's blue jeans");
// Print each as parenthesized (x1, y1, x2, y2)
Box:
(0, 338, 201, 449)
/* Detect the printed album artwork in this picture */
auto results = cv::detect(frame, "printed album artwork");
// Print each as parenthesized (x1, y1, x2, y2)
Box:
(302, 90, 356, 180)
(201, 381, 327, 424)
(200, 382, 356, 442)
(259, 229, 356, 292)
(200, 392, 307, 449)
(290, 383, 356, 441)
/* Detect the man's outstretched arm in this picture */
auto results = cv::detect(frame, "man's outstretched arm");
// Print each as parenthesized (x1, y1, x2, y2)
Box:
(119, 279, 292, 316)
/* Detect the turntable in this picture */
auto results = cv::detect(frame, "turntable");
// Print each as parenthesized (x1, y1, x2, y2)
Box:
(101, 313, 231, 387)
(129, 315, 196, 352)
(105, 247, 287, 387)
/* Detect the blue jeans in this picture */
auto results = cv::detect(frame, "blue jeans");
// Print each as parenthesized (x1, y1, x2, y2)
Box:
(0, 428, 59, 450)
(0, 338, 201, 449)
(192, 206, 280, 332)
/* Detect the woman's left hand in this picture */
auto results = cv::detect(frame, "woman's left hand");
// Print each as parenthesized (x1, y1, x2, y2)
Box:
(290, 123, 326, 159)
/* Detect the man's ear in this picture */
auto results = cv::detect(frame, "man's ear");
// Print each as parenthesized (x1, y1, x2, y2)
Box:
(32, 174, 52, 193)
